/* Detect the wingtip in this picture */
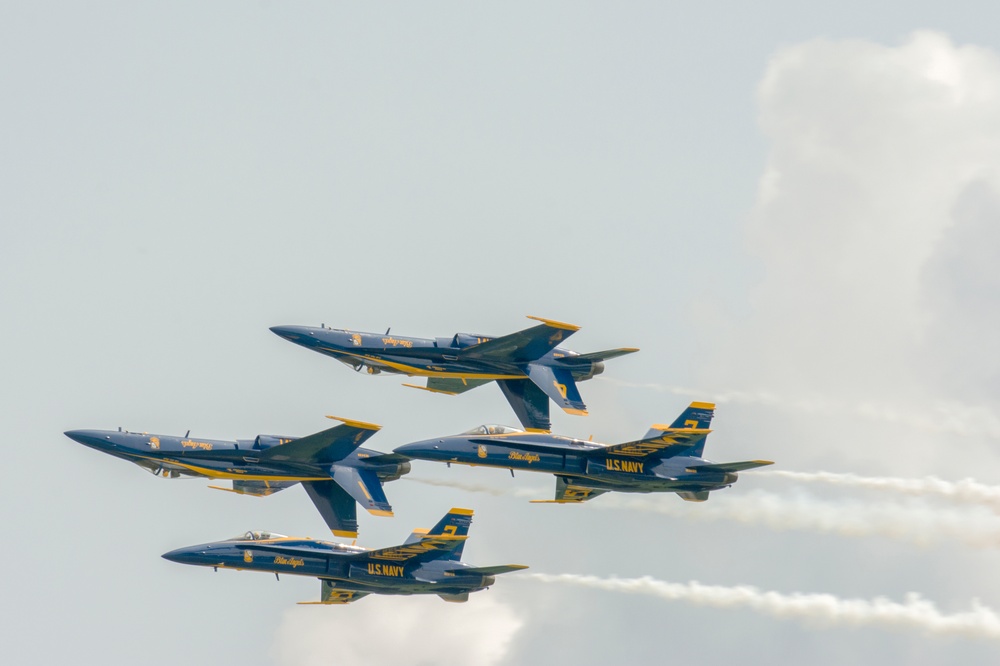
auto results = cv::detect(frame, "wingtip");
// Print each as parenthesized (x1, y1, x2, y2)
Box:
(525, 315, 581, 331)
(332, 529, 359, 538)
(325, 415, 382, 430)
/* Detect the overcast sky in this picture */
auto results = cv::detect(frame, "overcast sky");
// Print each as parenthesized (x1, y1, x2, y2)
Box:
(4, 3, 1000, 665)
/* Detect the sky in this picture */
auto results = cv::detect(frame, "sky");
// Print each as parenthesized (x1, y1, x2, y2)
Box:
(4, 2, 1000, 664)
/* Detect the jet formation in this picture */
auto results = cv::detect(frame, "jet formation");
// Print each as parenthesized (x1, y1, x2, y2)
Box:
(68, 316, 774, 606)
(270, 316, 637, 432)
(162, 508, 525, 604)
(395, 402, 772, 503)
(65, 417, 409, 537)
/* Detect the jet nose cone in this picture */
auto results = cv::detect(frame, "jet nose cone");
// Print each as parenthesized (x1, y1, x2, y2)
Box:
(270, 325, 316, 343)
(64, 429, 112, 449)
(162, 547, 202, 565)
(394, 440, 440, 459)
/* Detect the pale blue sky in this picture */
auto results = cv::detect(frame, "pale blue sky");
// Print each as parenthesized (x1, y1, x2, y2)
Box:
(4, 3, 1000, 664)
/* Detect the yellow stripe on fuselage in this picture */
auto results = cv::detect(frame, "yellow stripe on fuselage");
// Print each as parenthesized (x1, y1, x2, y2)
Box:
(155, 458, 329, 482)
(331, 351, 524, 380)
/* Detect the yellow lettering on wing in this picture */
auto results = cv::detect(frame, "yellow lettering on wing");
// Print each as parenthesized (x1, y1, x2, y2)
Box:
(367, 563, 405, 577)
(605, 458, 645, 474)
(274, 555, 305, 568)
(181, 440, 213, 451)
(508, 451, 540, 464)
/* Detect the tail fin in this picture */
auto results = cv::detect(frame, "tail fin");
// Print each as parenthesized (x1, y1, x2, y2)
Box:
(642, 402, 715, 456)
(425, 507, 473, 561)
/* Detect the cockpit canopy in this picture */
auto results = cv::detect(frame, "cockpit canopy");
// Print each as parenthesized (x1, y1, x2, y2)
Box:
(459, 424, 523, 436)
(229, 531, 288, 542)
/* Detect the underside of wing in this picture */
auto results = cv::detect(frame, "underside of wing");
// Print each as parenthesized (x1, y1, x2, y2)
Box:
(497, 379, 551, 432)
(530, 476, 607, 503)
(686, 460, 774, 474)
(459, 316, 579, 363)
(445, 564, 529, 576)
(298, 581, 369, 605)
(302, 480, 360, 538)
(208, 480, 297, 497)
(597, 428, 712, 459)
(403, 377, 493, 395)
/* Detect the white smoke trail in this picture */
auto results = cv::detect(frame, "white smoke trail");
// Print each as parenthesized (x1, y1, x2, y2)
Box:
(599, 491, 1000, 549)
(599, 377, 1000, 439)
(527, 573, 1000, 640)
(760, 470, 1000, 510)
(408, 476, 1000, 549)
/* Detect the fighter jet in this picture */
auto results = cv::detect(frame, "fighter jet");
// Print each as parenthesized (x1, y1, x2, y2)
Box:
(394, 402, 772, 503)
(270, 316, 637, 432)
(64, 417, 409, 537)
(162, 508, 526, 604)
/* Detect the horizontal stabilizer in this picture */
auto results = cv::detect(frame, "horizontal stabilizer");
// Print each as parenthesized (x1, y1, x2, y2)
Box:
(403, 377, 492, 395)
(527, 364, 587, 415)
(563, 347, 639, 363)
(686, 460, 774, 474)
(208, 480, 296, 497)
(445, 564, 529, 576)
(459, 316, 579, 363)
(261, 416, 381, 464)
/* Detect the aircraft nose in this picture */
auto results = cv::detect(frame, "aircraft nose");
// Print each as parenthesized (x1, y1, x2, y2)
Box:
(161, 546, 205, 565)
(394, 440, 443, 459)
(269, 325, 316, 343)
(64, 429, 114, 449)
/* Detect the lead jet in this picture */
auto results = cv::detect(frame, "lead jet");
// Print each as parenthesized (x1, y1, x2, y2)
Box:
(162, 508, 526, 604)
(394, 402, 773, 503)
(270, 316, 637, 432)
(64, 417, 409, 537)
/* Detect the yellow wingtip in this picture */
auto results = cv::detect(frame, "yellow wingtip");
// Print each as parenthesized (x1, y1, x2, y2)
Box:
(325, 416, 382, 430)
(367, 509, 394, 517)
(332, 529, 359, 538)
(563, 408, 589, 416)
(526, 315, 581, 331)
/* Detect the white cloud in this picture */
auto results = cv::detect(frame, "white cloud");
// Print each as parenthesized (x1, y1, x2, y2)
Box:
(270, 594, 523, 666)
(722, 31, 1000, 404)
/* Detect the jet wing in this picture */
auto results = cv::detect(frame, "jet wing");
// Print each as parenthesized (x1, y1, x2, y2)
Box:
(459, 316, 579, 363)
(559, 347, 639, 363)
(302, 480, 360, 537)
(686, 460, 774, 473)
(497, 379, 551, 432)
(299, 582, 369, 605)
(593, 428, 712, 459)
(444, 565, 528, 576)
(403, 377, 492, 395)
(208, 480, 297, 497)
(261, 417, 381, 464)
(529, 476, 607, 503)
(526, 364, 587, 415)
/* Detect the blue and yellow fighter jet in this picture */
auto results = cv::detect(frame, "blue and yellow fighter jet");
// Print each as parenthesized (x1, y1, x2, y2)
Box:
(64, 417, 409, 537)
(394, 402, 773, 503)
(162, 508, 526, 604)
(270, 316, 637, 432)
